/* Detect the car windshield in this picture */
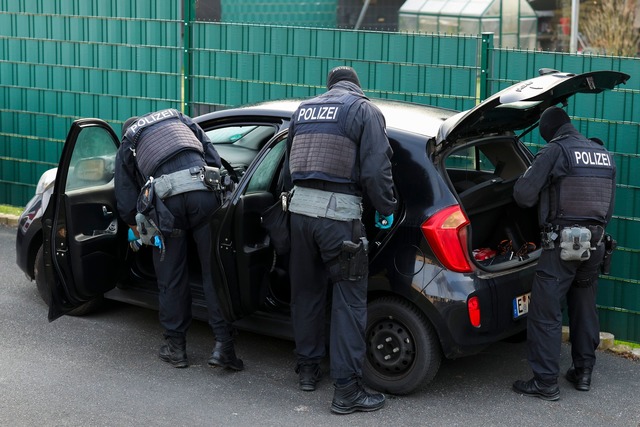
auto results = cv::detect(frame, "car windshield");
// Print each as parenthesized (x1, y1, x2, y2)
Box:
(206, 125, 276, 150)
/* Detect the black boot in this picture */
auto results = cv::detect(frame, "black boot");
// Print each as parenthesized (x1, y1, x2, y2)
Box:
(512, 377, 559, 401)
(208, 340, 244, 371)
(159, 335, 188, 368)
(330, 378, 385, 414)
(566, 366, 592, 391)
(295, 363, 322, 392)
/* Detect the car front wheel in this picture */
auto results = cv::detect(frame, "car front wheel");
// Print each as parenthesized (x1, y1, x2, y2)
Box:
(363, 296, 442, 395)
(34, 245, 103, 316)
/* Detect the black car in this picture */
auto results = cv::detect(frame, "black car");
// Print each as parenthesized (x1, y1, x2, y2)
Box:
(16, 70, 628, 395)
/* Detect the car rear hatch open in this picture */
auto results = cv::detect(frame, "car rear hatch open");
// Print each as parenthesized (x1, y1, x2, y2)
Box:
(434, 70, 630, 152)
(431, 70, 629, 274)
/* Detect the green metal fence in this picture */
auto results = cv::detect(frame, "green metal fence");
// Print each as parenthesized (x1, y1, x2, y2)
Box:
(0, 1, 638, 342)
(220, 0, 337, 27)
(0, 0, 183, 204)
(189, 23, 479, 114)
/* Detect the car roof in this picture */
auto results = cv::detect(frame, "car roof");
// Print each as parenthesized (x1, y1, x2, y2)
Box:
(196, 98, 457, 138)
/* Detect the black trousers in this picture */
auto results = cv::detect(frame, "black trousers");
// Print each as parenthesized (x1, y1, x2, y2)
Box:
(527, 241, 605, 383)
(289, 213, 368, 380)
(152, 190, 232, 342)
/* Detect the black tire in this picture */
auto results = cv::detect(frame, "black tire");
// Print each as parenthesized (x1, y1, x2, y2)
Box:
(34, 246, 103, 316)
(363, 296, 442, 395)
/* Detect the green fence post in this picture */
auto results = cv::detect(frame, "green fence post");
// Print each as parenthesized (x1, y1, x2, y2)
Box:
(183, 0, 195, 115)
(479, 32, 493, 102)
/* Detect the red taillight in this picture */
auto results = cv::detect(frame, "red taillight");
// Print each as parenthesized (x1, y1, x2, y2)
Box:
(421, 205, 473, 273)
(468, 296, 481, 328)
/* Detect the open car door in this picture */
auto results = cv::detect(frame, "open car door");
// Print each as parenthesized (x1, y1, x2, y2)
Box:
(210, 130, 400, 324)
(211, 132, 289, 322)
(42, 119, 121, 321)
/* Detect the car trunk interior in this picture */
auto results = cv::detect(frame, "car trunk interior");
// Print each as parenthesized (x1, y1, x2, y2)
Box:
(445, 136, 541, 270)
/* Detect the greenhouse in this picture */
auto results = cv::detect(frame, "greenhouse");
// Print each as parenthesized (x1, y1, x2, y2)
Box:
(399, 0, 538, 49)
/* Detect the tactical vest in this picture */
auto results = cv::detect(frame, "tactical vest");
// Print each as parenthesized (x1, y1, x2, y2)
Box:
(289, 91, 366, 185)
(123, 109, 204, 178)
(550, 135, 615, 224)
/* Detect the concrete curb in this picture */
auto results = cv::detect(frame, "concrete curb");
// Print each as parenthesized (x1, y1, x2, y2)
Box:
(0, 213, 19, 228)
(562, 326, 639, 361)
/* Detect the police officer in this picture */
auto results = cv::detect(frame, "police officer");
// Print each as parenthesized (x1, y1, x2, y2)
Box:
(283, 66, 397, 414)
(512, 106, 616, 400)
(115, 109, 243, 371)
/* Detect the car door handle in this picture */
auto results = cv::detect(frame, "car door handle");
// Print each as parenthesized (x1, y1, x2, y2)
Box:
(90, 219, 118, 237)
(102, 205, 113, 219)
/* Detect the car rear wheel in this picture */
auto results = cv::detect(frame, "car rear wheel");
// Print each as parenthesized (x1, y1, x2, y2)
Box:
(34, 245, 103, 316)
(364, 296, 442, 395)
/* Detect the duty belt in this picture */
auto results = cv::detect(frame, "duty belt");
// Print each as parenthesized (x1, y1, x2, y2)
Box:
(152, 166, 221, 200)
(541, 222, 605, 250)
(288, 185, 362, 221)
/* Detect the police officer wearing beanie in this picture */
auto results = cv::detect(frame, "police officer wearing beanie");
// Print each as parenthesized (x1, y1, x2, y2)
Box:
(115, 109, 243, 371)
(282, 66, 397, 414)
(512, 106, 616, 400)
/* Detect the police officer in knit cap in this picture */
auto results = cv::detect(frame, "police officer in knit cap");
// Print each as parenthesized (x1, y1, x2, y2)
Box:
(512, 106, 616, 400)
(283, 66, 396, 414)
(115, 110, 243, 371)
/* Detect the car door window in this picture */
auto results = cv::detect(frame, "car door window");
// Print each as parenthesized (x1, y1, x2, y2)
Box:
(245, 136, 287, 194)
(445, 146, 494, 172)
(66, 126, 117, 191)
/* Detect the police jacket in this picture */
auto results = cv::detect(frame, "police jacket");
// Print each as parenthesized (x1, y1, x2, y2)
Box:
(114, 109, 222, 226)
(513, 123, 616, 227)
(283, 81, 397, 217)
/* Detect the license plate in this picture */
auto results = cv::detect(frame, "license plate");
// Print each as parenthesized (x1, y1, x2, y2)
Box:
(513, 292, 531, 319)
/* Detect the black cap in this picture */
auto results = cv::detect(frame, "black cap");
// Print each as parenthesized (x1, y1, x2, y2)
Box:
(539, 107, 571, 142)
(327, 66, 361, 90)
(121, 116, 139, 138)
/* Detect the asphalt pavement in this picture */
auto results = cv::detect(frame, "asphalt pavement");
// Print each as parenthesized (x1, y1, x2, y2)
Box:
(1, 224, 639, 427)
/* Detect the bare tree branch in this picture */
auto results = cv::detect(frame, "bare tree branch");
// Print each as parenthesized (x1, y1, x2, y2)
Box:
(581, 0, 640, 56)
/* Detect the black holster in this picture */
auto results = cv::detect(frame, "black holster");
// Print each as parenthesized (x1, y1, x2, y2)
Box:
(337, 237, 369, 282)
(540, 223, 558, 250)
(601, 233, 617, 275)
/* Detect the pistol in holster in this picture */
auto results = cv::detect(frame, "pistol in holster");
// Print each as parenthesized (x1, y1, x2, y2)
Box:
(540, 223, 558, 250)
(338, 237, 369, 282)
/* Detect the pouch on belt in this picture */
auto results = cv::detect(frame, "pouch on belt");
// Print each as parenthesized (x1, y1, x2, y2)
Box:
(559, 226, 591, 261)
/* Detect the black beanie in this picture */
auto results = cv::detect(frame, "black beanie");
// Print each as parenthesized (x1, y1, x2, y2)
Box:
(326, 66, 361, 90)
(539, 107, 571, 142)
(121, 116, 139, 138)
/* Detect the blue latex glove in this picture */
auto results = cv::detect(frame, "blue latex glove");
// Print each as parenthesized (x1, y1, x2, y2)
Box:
(127, 228, 142, 252)
(127, 228, 138, 242)
(374, 212, 394, 229)
(128, 228, 162, 250)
